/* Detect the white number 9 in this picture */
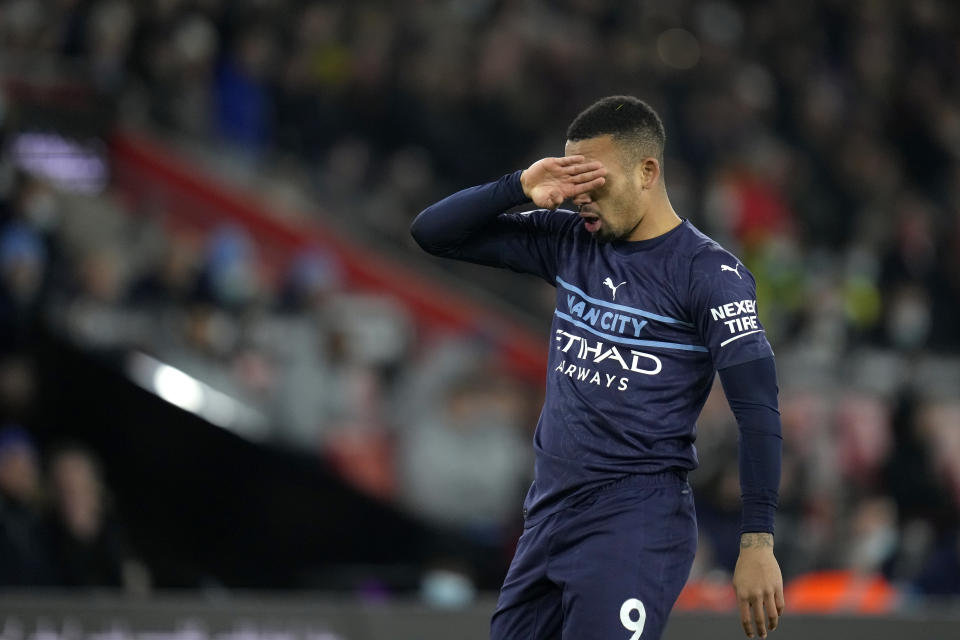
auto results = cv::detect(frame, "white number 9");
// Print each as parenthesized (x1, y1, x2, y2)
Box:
(619, 598, 646, 640)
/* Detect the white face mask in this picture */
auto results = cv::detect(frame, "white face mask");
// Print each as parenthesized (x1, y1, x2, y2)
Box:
(887, 288, 931, 350)
(850, 525, 898, 571)
(420, 568, 476, 608)
(213, 261, 257, 306)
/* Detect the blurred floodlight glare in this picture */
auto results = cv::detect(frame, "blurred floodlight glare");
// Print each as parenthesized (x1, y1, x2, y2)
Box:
(656, 28, 701, 70)
(127, 352, 269, 440)
(10, 132, 109, 193)
(202, 387, 240, 429)
(152, 364, 204, 413)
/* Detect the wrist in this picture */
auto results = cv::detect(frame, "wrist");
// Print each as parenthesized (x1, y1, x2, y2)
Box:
(507, 168, 530, 203)
(739, 532, 774, 552)
(518, 169, 530, 199)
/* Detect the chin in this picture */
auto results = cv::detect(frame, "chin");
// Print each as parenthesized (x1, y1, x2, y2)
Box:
(593, 228, 621, 243)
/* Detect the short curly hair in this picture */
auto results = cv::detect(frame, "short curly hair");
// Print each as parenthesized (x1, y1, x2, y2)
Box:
(566, 96, 666, 166)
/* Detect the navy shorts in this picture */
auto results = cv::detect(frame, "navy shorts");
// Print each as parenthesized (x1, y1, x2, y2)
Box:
(491, 471, 697, 640)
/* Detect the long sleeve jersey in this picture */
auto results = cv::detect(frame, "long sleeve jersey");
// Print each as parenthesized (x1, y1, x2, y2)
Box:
(411, 171, 782, 533)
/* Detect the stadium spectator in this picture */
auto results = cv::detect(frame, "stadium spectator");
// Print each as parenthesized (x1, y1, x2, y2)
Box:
(0, 424, 54, 586)
(45, 443, 149, 591)
(914, 530, 960, 597)
(0, 0, 957, 600)
(0, 223, 47, 351)
(397, 368, 531, 534)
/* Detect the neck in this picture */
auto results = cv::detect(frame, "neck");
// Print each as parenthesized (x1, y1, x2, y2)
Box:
(626, 192, 682, 241)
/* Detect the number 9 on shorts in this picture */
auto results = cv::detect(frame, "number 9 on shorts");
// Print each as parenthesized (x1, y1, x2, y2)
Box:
(620, 598, 647, 640)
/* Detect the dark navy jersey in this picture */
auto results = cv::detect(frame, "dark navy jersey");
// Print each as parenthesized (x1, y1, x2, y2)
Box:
(412, 171, 778, 527)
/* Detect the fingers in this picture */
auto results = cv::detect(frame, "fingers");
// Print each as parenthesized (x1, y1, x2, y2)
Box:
(569, 167, 607, 184)
(740, 592, 778, 638)
(565, 177, 605, 197)
(775, 587, 785, 616)
(555, 155, 585, 166)
(739, 600, 753, 638)
(528, 157, 605, 208)
(561, 160, 604, 176)
(752, 597, 768, 639)
(764, 591, 779, 632)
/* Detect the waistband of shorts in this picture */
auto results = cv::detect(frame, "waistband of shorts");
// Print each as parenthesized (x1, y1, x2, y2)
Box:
(522, 469, 691, 526)
(589, 468, 689, 495)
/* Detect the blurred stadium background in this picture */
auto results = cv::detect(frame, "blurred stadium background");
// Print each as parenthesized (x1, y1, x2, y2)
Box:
(0, 0, 959, 638)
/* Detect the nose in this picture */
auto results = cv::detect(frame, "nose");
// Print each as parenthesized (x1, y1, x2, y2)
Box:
(572, 192, 592, 206)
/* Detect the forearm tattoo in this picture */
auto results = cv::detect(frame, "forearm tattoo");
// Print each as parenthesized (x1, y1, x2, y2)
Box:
(740, 532, 774, 549)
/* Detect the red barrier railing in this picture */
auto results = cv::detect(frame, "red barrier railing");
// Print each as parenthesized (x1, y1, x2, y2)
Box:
(109, 130, 546, 383)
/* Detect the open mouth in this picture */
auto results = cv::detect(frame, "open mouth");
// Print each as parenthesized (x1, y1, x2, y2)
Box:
(579, 211, 602, 233)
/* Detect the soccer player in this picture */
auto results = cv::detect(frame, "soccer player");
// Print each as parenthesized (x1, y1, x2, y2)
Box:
(410, 96, 784, 640)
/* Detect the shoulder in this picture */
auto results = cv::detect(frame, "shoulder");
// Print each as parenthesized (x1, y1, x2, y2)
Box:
(683, 225, 751, 283)
(690, 243, 747, 277)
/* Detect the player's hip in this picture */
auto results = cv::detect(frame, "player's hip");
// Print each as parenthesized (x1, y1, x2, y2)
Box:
(522, 464, 693, 526)
(558, 470, 696, 539)
(523, 469, 696, 549)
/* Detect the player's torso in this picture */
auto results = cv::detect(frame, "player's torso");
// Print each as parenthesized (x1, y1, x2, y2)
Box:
(524, 217, 772, 520)
(549, 229, 713, 401)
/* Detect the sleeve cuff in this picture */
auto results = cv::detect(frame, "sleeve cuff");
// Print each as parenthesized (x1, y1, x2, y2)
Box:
(740, 498, 777, 536)
(505, 169, 528, 204)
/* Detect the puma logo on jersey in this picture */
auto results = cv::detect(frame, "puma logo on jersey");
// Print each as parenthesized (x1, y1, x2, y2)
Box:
(721, 264, 742, 279)
(603, 277, 627, 300)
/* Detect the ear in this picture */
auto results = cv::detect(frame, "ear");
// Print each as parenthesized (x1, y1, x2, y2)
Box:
(634, 157, 661, 190)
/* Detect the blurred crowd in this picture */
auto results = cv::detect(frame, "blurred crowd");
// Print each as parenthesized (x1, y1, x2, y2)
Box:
(0, 425, 148, 589)
(1, 0, 960, 606)
(0, 166, 536, 542)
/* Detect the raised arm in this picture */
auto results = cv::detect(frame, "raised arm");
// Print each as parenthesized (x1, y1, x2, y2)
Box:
(410, 156, 606, 272)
